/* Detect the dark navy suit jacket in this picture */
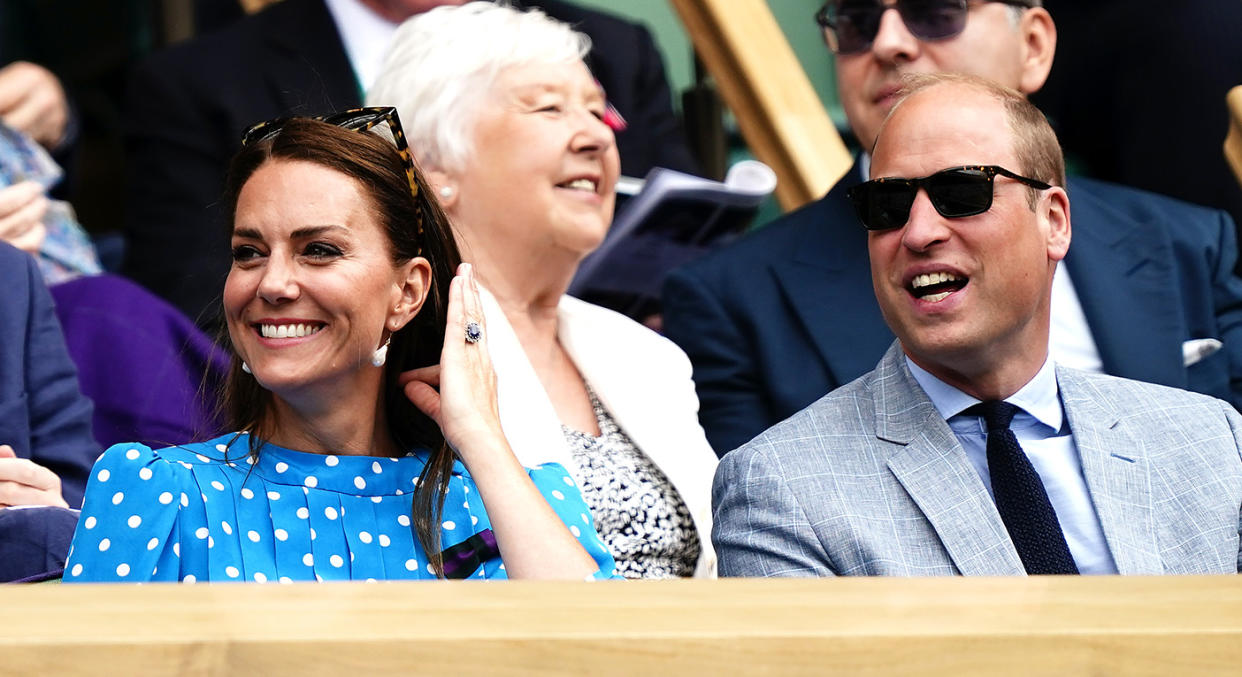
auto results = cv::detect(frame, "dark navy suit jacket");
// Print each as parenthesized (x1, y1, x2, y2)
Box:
(664, 160, 1242, 455)
(0, 243, 98, 506)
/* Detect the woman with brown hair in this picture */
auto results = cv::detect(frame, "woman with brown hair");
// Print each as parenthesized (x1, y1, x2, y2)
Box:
(63, 110, 618, 582)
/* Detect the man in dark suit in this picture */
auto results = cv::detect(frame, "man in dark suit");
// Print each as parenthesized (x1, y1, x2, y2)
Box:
(0, 241, 99, 580)
(663, 0, 1242, 456)
(123, 0, 695, 325)
(0, 242, 96, 508)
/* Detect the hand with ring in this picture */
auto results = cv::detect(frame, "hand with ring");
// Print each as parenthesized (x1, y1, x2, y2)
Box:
(399, 262, 505, 461)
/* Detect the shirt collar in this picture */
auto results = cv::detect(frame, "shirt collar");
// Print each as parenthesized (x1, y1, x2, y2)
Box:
(324, 0, 399, 92)
(905, 355, 1063, 432)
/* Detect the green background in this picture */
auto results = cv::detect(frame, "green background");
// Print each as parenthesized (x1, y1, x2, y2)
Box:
(570, 0, 845, 125)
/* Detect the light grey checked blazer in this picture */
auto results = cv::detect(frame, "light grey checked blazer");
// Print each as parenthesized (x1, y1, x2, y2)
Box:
(713, 343, 1242, 577)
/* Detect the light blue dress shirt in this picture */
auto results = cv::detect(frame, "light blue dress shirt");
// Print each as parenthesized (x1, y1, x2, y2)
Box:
(906, 357, 1119, 575)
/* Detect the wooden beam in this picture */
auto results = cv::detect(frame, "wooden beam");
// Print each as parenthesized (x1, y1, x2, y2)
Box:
(670, 0, 852, 211)
(4, 576, 1241, 675)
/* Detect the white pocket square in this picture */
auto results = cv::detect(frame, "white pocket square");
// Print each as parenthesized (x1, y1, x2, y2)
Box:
(1183, 338, 1223, 366)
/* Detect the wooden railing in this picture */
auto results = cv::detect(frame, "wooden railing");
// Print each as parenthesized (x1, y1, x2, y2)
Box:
(4, 576, 1240, 675)
(670, 0, 853, 210)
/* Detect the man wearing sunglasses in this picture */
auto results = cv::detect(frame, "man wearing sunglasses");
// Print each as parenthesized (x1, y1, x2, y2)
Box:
(664, 0, 1242, 458)
(711, 75, 1242, 578)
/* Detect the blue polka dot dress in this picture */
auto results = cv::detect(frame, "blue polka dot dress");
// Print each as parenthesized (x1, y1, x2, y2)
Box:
(64, 434, 618, 582)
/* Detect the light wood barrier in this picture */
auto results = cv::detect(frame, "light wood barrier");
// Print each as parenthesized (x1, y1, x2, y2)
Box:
(3, 576, 1240, 675)
(1225, 86, 1242, 187)
(670, 0, 853, 211)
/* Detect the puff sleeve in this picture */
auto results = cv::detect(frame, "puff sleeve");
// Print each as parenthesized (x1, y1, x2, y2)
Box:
(64, 443, 201, 582)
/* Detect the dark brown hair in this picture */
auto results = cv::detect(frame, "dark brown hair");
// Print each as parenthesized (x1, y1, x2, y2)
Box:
(220, 117, 462, 575)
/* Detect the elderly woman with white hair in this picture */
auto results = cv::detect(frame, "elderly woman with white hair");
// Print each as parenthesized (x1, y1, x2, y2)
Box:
(367, 2, 716, 579)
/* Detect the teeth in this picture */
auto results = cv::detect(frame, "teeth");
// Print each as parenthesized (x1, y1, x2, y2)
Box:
(565, 179, 596, 192)
(259, 323, 323, 338)
(922, 291, 952, 303)
(911, 272, 962, 289)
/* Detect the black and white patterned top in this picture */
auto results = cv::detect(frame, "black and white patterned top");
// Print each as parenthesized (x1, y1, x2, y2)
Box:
(561, 389, 701, 579)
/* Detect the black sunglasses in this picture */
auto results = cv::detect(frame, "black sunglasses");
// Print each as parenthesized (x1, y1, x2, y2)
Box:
(241, 106, 425, 245)
(815, 0, 1040, 55)
(847, 165, 1051, 231)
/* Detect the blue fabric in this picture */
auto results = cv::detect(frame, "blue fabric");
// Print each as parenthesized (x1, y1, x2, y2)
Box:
(0, 242, 99, 506)
(64, 434, 618, 582)
(0, 506, 80, 582)
(664, 160, 1242, 456)
(909, 358, 1119, 575)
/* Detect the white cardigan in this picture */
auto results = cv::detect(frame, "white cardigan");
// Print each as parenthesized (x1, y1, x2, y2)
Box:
(480, 288, 718, 578)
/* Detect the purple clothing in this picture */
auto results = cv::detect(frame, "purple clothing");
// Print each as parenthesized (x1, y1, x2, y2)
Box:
(51, 273, 229, 449)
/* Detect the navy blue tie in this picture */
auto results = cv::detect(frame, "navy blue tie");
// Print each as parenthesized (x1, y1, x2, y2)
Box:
(967, 401, 1079, 575)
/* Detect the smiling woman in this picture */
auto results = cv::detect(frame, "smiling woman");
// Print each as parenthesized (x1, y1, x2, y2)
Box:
(367, 3, 719, 579)
(61, 114, 620, 583)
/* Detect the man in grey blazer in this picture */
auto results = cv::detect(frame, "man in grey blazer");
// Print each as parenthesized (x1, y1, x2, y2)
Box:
(713, 74, 1242, 577)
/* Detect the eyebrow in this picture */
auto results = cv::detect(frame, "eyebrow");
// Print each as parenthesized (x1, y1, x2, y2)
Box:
(232, 224, 350, 240)
(512, 82, 605, 104)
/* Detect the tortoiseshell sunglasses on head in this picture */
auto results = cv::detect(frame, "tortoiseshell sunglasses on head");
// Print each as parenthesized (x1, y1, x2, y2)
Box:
(241, 106, 420, 201)
(240, 106, 425, 248)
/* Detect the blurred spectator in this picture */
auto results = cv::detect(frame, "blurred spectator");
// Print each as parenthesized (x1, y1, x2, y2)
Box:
(0, 240, 97, 508)
(0, 120, 102, 282)
(0, 240, 99, 581)
(0, 61, 70, 151)
(1034, 0, 1242, 244)
(0, 0, 154, 236)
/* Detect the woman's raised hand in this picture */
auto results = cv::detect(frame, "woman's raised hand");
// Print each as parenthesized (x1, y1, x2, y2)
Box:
(399, 263, 505, 460)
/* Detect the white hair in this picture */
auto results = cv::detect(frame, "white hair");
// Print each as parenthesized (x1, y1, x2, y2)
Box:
(366, 1, 591, 173)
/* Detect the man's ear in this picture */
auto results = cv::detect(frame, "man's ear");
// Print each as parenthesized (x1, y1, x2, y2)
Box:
(1042, 186, 1071, 263)
(1017, 8, 1056, 95)
(388, 257, 433, 331)
(424, 168, 458, 211)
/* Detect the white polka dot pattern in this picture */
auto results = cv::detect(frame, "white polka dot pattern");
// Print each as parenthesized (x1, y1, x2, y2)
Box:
(62, 436, 620, 582)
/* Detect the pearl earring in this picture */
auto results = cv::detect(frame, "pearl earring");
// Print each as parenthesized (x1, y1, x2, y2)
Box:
(371, 337, 391, 368)
(439, 186, 453, 199)
(241, 362, 252, 374)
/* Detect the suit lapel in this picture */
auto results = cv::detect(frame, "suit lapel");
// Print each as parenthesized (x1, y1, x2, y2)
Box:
(874, 347, 1026, 576)
(260, 0, 362, 114)
(771, 161, 894, 388)
(1063, 180, 1186, 389)
(479, 287, 577, 473)
(1057, 368, 1163, 574)
(558, 298, 661, 459)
